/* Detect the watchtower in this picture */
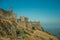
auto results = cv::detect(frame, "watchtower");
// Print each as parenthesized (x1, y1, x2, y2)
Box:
(9, 7, 13, 13)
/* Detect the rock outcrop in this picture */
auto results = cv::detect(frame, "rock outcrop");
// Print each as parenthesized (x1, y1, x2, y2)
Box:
(0, 8, 59, 40)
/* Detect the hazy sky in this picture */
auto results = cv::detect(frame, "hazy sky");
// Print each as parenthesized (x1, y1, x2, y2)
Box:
(0, 0, 60, 24)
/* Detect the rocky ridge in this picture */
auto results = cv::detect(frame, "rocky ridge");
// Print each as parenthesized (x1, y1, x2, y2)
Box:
(0, 8, 59, 40)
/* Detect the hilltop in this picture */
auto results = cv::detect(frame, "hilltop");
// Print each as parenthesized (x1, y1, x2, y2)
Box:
(0, 8, 59, 40)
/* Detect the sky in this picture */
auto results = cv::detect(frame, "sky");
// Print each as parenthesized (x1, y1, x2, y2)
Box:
(0, 0, 60, 24)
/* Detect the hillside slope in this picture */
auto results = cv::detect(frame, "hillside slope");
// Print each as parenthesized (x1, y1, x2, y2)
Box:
(0, 8, 59, 40)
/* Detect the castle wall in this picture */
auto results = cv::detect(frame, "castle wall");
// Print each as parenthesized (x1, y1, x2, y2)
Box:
(0, 8, 44, 32)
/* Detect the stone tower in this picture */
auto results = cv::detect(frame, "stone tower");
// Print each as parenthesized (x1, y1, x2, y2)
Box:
(9, 7, 13, 13)
(20, 16, 28, 22)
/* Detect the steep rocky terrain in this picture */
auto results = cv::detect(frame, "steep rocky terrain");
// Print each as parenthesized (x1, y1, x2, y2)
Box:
(0, 8, 59, 40)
